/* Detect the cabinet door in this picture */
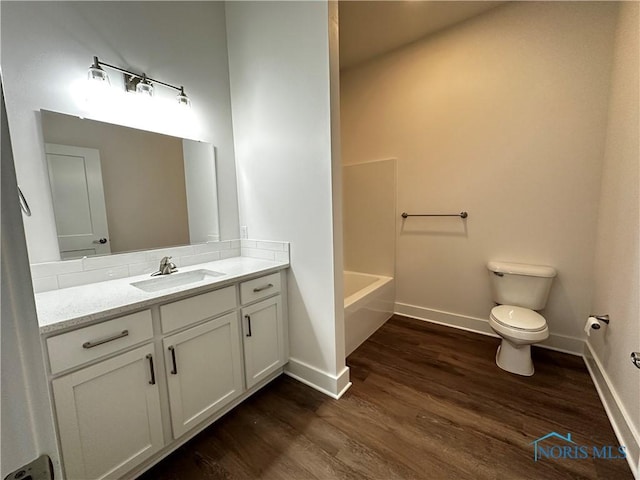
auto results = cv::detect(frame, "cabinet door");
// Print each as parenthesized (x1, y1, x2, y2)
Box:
(242, 296, 285, 388)
(163, 312, 243, 439)
(52, 344, 163, 480)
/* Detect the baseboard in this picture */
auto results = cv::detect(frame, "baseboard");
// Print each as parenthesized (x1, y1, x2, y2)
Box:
(394, 302, 584, 356)
(284, 358, 352, 399)
(584, 342, 640, 479)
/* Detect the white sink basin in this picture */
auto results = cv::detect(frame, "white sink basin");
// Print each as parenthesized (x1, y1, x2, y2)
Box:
(131, 269, 225, 292)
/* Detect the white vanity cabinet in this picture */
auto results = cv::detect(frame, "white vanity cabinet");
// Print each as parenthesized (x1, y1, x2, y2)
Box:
(240, 273, 286, 388)
(42, 267, 288, 480)
(51, 343, 163, 480)
(163, 312, 243, 438)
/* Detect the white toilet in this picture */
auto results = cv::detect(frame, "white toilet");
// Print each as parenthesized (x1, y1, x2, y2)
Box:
(487, 261, 556, 376)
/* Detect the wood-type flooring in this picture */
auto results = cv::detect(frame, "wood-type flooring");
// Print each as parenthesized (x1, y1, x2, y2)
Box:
(138, 315, 633, 480)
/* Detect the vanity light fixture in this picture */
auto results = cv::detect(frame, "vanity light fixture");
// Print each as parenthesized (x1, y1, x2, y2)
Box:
(87, 56, 191, 106)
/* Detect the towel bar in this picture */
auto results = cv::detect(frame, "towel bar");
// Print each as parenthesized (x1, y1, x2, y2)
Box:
(401, 212, 468, 219)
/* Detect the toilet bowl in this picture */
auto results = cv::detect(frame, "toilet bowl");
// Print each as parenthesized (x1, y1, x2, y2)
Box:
(489, 305, 549, 376)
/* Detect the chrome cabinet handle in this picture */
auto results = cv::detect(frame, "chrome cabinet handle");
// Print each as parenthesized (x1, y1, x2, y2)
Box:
(82, 330, 129, 349)
(632, 352, 640, 370)
(168, 346, 178, 374)
(245, 315, 252, 337)
(253, 283, 274, 293)
(146, 354, 156, 385)
(18, 187, 31, 216)
(92, 238, 108, 244)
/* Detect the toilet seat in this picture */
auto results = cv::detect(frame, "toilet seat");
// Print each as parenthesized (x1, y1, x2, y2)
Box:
(488, 305, 550, 375)
(490, 305, 546, 332)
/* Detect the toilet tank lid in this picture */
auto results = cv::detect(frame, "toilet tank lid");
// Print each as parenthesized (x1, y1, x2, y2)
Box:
(487, 261, 556, 278)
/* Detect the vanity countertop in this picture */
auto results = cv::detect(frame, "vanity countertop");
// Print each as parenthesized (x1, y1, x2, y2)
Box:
(36, 256, 288, 334)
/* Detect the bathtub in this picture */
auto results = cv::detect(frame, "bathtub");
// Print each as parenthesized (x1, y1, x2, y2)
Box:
(344, 271, 395, 356)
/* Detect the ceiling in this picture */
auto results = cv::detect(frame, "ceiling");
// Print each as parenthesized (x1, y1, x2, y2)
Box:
(339, 1, 506, 70)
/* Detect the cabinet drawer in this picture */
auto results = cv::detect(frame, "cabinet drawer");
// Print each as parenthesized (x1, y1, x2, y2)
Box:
(240, 273, 281, 305)
(47, 310, 153, 374)
(160, 285, 237, 333)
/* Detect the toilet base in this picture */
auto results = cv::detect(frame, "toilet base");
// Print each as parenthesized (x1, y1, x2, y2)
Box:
(495, 341, 535, 376)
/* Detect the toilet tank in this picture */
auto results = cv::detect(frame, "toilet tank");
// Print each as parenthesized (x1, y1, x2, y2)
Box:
(487, 261, 556, 310)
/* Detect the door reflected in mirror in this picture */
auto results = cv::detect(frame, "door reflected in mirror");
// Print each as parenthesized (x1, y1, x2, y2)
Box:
(41, 110, 219, 259)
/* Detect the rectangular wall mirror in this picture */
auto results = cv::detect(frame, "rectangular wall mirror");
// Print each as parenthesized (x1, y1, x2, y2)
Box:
(41, 110, 219, 259)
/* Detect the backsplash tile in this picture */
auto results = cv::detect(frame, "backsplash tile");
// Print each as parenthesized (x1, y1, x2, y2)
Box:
(220, 248, 242, 259)
(82, 251, 147, 271)
(30, 240, 289, 292)
(192, 241, 232, 255)
(58, 266, 130, 289)
(128, 261, 161, 277)
(240, 239, 257, 248)
(241, 247, 276, 261)
(180, 251, 221, 267)
(32, 276, 59, 293)
(256, 241, 287, 251)
(275, 251, 290, 262)
(145, 245, 194, 262)
(31, 259, 82, 279)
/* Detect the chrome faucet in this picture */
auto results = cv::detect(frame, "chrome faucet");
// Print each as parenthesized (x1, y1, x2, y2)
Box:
(151, 256, 177, 276)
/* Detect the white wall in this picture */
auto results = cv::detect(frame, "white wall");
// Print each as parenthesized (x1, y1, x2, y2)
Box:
(588, 1, 640, 469)
(343, 159, 396, 277)
(340, 2, 618, 349)
(226, 1, 349, 396)
(1, 1, 239, 263)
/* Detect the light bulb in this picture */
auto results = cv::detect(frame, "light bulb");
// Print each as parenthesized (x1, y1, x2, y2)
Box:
(176, 87, 191, 107)
(136, 75, 154, 97)
(87, 57, 110, 85)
